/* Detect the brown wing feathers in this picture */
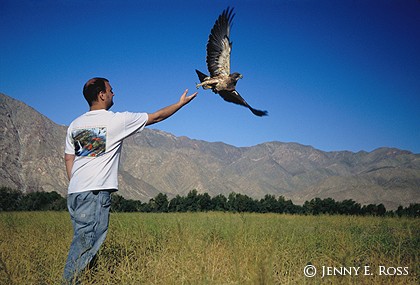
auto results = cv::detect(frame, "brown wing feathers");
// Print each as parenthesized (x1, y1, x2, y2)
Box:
(206, 7, 234, 77)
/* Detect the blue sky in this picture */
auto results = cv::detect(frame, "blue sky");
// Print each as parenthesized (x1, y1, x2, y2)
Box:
(1, 0, 419, 153)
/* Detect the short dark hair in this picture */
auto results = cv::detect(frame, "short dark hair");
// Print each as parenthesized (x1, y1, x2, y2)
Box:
(83, 77, 109, 106)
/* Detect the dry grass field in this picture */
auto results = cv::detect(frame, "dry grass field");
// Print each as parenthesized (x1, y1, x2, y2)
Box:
(0, 211, 418, 284)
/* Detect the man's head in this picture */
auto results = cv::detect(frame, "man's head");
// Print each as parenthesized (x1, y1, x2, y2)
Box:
(83, 77, 114, 110)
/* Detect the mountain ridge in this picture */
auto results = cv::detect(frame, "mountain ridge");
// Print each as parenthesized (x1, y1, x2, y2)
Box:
(1, 93, 419, 209)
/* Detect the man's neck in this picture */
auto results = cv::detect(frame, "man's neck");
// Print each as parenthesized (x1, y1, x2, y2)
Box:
(90, 105, 106, 111)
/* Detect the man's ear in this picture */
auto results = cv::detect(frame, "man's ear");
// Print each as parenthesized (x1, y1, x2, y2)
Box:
(98, 91, 105, 101)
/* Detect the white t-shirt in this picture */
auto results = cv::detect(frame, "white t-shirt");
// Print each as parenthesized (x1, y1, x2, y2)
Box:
(65, 109, 148, 194)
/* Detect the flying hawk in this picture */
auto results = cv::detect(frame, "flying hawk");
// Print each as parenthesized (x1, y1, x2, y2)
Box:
(195, 7, 268, 117)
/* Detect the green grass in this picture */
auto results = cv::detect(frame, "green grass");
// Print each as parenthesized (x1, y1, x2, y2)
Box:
(0, 212, 418, 284)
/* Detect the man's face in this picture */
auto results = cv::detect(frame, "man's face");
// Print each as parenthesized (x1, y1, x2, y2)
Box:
(103, 81, 114, 110)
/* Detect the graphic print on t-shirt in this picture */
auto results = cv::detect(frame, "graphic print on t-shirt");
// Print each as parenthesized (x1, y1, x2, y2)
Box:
(72, 127, 107, 157)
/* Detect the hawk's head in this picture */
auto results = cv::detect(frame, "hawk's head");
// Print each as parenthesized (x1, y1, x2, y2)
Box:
(231, 72, 243, 81)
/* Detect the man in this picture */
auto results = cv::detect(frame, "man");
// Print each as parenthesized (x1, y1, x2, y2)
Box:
(63, 77, 196, 284)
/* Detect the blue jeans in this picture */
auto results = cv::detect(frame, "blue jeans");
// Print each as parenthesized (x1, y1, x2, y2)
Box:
(63, 190, 112, 284)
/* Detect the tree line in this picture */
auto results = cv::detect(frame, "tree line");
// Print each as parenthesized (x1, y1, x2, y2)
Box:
(0, 187, 418, 217)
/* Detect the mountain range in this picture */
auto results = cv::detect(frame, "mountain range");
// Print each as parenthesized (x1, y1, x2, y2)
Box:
(1, 93, 419, 209)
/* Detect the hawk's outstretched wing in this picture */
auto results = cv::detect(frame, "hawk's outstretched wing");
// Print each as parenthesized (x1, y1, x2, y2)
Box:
(219, 90, 268, 117)
(206, 7, 235, 77)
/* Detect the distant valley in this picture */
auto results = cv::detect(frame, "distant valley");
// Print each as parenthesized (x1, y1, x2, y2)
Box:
(1, 93, 419, 209)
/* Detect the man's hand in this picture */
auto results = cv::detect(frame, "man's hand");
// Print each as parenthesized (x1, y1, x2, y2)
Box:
(179, 89, 197, 107)
(146, 89, 198, 126)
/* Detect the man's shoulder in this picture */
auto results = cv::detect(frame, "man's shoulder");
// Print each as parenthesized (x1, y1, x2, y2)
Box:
(73, 109, 113, 120)
(69, 110, 147, 126)
(68, 110, 109, 127)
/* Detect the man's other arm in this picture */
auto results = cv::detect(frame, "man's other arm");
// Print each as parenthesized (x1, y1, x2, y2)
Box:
(65, 153, 75, 181)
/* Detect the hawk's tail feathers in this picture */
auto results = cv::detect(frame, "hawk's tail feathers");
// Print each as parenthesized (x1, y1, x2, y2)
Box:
(249, 107, 268, 117)
(195, 69, 208, 83)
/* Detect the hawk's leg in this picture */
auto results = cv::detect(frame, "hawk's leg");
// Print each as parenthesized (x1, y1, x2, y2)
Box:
(196, 82, 212, 89)
(196, 78, 219, 89)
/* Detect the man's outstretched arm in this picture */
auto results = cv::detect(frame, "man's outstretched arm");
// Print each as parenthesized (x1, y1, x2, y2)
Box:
(146, 89, 197, 126)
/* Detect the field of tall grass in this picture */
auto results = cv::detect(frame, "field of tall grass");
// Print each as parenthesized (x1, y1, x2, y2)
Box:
(0, 211, 418, 284)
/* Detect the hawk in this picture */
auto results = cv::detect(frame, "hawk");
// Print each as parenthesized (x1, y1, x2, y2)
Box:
(195, 7, 268, 117)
